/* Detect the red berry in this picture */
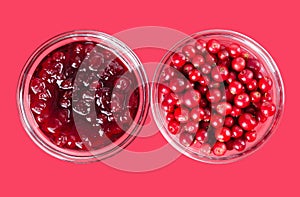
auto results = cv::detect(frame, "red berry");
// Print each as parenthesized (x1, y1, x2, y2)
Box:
(192, 55, 205, 68)
(174, 107, 190, 123)
(211, 66, 229, 82)
(233, 138, 246, 151)
(188, 69, 202, 82)
(218, 49, 230, 60)
(258, 77, 273, 92)
(238, 69, 253, 84)
(224, 116, 235, 128)
(195, 39, 207, 53)
(182, 63, 194, 75)
(260, 102, 276, 117)
(261, 92, 272, 102)
(226, 71, 237, 84)
(168, 120, 180, 134)
(246, 79, 258, 91)
(245, 131, 257, 142)
(238, 113, 258, 131)
(166, 112, 175, 122)
(182, 45, 196, 59)
(232, 57, 246, 72)
(181, 90, 201, 108)
(171, 53, 186, 68)
(246, 58, 261, 73)
(234, 93, 250, 108)
(216, 102, 233, 115)
(169, 77, 188, 93)
(179, 131, 195, 147)
(210, 114, 225, 129)
(230, 106, 242, 117)
(190, 107, 205, 122)
(249, 91, 261, 103)
(215, 127, 231, 142)
(231, 125, 244, 138)
(200, 64, 212, 75)
(195, 129, 207, 144)
(206, 39, 221, 54)
(229, 80, 243, 95)
(227, 43, 241, 58)
(183, 121, 199, 134)
(206, 88, 222, 103)
(212, 142, 227, 156)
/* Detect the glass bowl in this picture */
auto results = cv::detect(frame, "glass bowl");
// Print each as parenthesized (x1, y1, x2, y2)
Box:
(151, 29, 285, 164)
(17, 30, 149, 163)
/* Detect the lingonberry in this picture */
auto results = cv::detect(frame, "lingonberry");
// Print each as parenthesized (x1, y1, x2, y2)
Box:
(211, 65, 229, 82)
(227, 43, 241, 58)
(210, 114, 225, 129)
(182, 63, 195, 75)
(174, 107, 190, 123)
(171, 52, 186, 68)
(224, 116, 235, 128)
(188, 69, 202, 82)
(195, 39, 207, 53)
(245, 130, 257, 142)
(200, 64, 212, 75)
(238, 69, 253, 84)
(246, 58, 261, 73)
(258, 77, 273, 92)
(229, 80, 243, 95)
(249, 91, 261, 103)
(233, 138, 246, 151)
(195, 129, 207, 144)
(182, 90, 201, 108)
(190, 107, 205, 122)
(206, 88, 222, 103)
(206, 39, 221, 54)
(260, 102, 276, 117)
(246, 79, 258, 91)
(182, 45, 196, 59)
(179, 131, 195, 147)
(168, 120, 181, 134)
(212, 142, 227, 156)
(215, 127, 231, 142)
(192, 55, 205, 68)
(160, 38, 277, 157)
(238, 113, 258, 131)
(226, 71, 237, 84)
(234, 93, 250, 108)
(231, 125, 244, 138)
(216, 102, 233, 115)
(231, 57, 246, 72)
(218, 49, 230, 60)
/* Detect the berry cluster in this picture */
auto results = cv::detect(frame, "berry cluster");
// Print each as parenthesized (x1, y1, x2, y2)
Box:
(29, 41, 139, 150)
(159, 39, 276, 156)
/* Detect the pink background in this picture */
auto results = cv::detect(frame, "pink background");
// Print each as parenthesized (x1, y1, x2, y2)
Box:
(1, 0, 299, 196)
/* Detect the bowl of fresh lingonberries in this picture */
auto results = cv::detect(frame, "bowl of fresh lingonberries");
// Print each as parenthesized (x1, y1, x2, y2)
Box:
(152, 29, 285, 163)
(17, 30, 149, 162)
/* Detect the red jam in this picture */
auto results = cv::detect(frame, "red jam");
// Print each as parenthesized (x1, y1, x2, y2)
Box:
(29, 41, 140, 151)
(159, 38, 276, 156)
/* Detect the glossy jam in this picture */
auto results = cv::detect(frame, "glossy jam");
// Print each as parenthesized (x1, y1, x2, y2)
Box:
(29, 41, 140, 151)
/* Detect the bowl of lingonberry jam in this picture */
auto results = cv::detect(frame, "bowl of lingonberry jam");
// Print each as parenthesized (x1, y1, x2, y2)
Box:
(152, 29, 285, 163)
(18, 30, 149, 163)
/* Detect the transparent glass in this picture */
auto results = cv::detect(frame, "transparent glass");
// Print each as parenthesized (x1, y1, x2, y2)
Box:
(17, 30, 149, 163)
(151, 29, 285, 164)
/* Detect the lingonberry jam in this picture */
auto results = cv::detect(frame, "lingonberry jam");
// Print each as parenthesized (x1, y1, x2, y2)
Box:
(19, 31, 149, 162)
(152, 30, 284, 163)
(29, 41, 140, 151)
